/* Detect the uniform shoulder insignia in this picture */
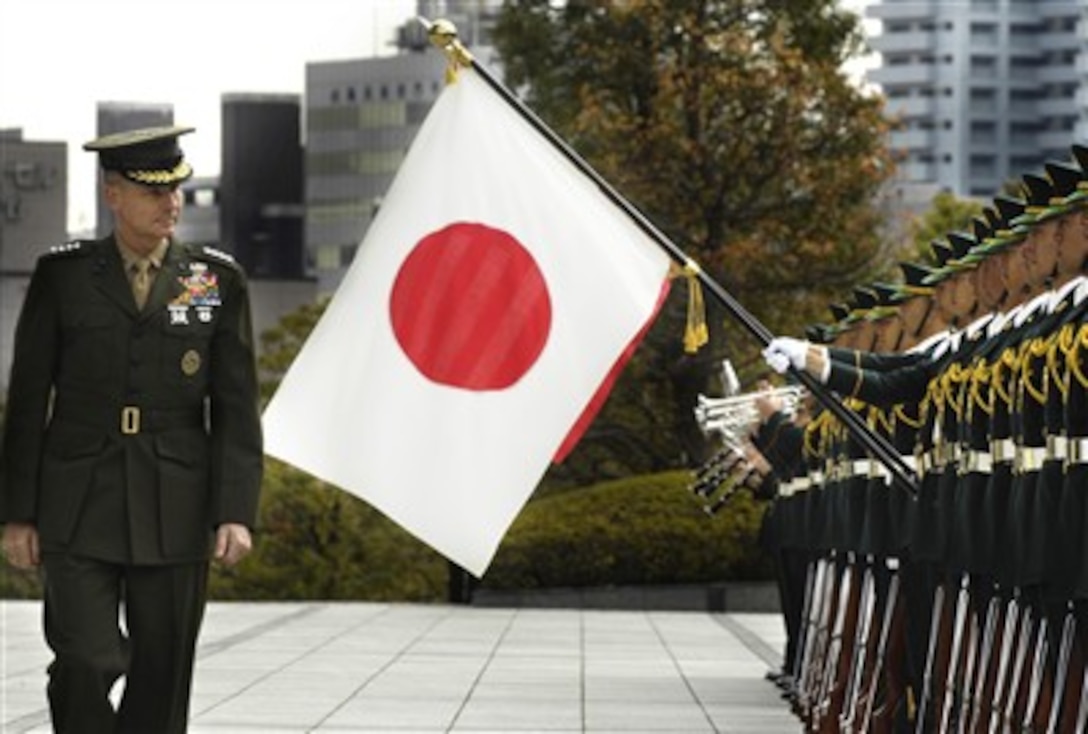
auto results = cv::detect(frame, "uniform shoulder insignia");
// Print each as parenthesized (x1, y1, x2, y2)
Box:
(42, 240, 90, 259)
(201, 245, 236, 264)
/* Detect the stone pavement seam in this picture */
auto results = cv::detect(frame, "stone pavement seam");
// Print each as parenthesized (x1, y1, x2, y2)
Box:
(196, 603, 407, 725)
(310, 604, 479, 730)
(712, 614, 783, 669)
(197, 602, 326, 660)
(443, 606, 531, 732)
(645, 613, 720, 732)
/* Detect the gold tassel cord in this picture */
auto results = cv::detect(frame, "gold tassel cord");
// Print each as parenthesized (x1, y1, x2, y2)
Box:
(669, 260, 709, 353)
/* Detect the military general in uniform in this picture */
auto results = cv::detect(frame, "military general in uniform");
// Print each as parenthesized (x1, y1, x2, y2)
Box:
(0, 126, 263, 733)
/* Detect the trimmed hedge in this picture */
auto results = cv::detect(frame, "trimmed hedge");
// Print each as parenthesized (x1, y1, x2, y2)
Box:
(1, 466, 771, 600)
(480, 470, 771, 590)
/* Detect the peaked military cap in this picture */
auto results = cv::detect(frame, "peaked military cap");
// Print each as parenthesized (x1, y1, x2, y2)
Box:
(931, 239, 954, 266)
(829, 302, 851, 322)
(900, 261, 936, 290)
(946, 231, 975, 260)
(1046, 161, 1082, 197)
(1047, 157, 1088, 207)
(805, 324, 835, 344)
(992, 194, 1026, 227)
(872, 282, 906, 306)
(971, 217, 992, 244)
(83, 125, 195, 186)
(1072, 143, 1088, 174)
(1021, 173, 1053, 208)
(852, 287, 879, 311)
(924, 232, 980, 286)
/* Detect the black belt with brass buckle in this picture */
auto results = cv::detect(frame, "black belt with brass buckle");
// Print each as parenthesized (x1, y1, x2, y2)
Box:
(52, 396, 204, 435)
(121, 406, 141, 435)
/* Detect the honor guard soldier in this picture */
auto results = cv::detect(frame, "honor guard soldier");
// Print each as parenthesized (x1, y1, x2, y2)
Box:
(0, 125, 264, 733)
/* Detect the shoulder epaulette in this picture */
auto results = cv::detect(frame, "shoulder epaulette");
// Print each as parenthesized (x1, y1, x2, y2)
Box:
(42, 240, 91, 259)
(200, 245, 236, 264)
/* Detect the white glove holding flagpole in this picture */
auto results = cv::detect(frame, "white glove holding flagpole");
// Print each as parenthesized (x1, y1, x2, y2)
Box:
(762, 337, 809, 374)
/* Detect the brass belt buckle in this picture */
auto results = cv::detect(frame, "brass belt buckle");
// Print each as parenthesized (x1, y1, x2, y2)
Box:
(121, 406, 141, 435)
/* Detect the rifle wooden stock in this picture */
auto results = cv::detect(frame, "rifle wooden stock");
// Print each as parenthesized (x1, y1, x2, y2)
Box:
(800, 557, 840, 722)
(863, 570, 908, 734)
(1019, 616, 1050, 732)
(955, 603, 981, 733)
(986, 595, 1023, 734)
(1072, 651, 1088, 734)
(999, 606, 1037, 731)
(788, 557, 819, 701)
(937, 574, 972, 734)
(812, 561, 861, 733)
(1046, 607, 1076, 734)
(1056, 616, 1084, 734)
(966, 594, 1002, 733)
(840, 562, 878, 732)
(916, 582, 951, 734)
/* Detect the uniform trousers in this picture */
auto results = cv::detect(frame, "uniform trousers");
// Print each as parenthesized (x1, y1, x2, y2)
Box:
(42, 553, 208, 734)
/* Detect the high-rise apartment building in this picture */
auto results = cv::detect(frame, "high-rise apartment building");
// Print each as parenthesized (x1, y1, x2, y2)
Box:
(305, 51, 447, 295)
(866, 0, 1084, 198)
(304, 0, 502, 295)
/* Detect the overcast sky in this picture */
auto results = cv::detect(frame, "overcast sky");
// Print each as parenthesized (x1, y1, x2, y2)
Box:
(1, 0, 872, 233)
(1, 0, 418, 231)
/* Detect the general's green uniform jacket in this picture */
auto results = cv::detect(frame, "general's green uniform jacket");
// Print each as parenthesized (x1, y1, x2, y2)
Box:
(0, 236, 263, 565)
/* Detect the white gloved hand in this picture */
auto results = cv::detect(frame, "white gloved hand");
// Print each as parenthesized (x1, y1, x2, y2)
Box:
(764, 350, 791, 374)
(762, 337, 809, 374)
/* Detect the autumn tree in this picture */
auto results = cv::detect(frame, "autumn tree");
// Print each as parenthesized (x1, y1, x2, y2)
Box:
(493, 0, 897, 475)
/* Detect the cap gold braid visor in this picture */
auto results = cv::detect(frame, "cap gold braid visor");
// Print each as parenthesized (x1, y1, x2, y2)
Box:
(83, 125, 195, 186)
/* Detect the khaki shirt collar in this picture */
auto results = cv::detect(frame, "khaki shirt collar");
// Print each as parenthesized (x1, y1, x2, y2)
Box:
(116, 238, 170, 272)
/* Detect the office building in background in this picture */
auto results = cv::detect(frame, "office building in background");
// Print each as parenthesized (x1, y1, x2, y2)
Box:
(866, 0, 1084, 198)
(0, 129, 66, 391)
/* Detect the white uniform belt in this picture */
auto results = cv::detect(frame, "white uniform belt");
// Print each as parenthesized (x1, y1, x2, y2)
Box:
(1068, 437, 1088, 465)
(1046, 434, 1068, 461)
(852, 459, 872, 478)
(991, 438, 1016, 464)
(1016, 445, 1047, 474)
(961, 450, 993, 475)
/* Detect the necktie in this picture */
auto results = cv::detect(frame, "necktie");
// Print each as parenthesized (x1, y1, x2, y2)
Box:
(132, 259, 152, 310)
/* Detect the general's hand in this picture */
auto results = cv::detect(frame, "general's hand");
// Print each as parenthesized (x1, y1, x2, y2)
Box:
(2, 522, 40, 570)
(214, 523, 253, 567)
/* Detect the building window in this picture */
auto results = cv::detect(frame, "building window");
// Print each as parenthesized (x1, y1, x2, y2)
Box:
(347, 87, 356, 102)
(331, 89, 340, 104)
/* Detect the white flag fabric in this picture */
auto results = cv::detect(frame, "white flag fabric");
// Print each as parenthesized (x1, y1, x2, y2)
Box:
(262, 67, 672, 576)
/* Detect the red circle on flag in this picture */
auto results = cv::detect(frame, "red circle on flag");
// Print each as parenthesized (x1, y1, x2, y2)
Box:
(390, 222, 552, 390)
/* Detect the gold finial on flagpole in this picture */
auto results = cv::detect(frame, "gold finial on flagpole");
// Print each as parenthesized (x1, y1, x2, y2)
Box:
(420, 17, 474, 82)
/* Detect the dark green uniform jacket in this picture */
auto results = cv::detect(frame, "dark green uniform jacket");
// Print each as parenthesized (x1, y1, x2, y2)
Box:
(0, 236, 263, 564)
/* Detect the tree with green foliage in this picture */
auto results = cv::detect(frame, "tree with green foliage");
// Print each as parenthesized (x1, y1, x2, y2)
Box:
(903, 190, 985, 265)
(492, 0, 896, 472)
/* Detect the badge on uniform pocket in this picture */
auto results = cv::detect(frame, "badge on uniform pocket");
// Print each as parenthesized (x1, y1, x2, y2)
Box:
(181, 349, 202, 376)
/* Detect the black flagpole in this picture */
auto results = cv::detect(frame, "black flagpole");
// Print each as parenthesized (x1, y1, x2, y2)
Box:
(424, 19, 919, 497)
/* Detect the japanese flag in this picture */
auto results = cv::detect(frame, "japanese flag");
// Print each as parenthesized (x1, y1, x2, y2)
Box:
(262, 67, 672, 576)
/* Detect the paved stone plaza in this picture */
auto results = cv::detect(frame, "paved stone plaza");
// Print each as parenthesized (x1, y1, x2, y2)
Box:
(2, 601, 800, 733)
